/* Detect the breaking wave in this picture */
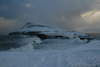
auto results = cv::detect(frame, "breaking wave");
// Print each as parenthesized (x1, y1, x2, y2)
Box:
(9, 43, 34, 52)
(7, 37, 88, 52)
(8, 37, 42, 52)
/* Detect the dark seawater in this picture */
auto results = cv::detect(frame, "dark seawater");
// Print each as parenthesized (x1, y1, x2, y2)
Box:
(0, 35, 28, 51)
(93, 36, 100, 40)
(0, 35, 100, 51)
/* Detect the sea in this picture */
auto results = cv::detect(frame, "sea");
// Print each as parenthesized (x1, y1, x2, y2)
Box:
(0, 35, 100, 51)
(0, 35, 30, 51)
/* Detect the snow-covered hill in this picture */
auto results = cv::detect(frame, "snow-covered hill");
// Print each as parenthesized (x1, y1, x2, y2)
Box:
(9, 22, 92, 40)
(19, 22, 63, 32)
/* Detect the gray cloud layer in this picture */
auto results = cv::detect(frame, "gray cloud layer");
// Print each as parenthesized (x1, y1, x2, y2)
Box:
(0, 0, 100, 35)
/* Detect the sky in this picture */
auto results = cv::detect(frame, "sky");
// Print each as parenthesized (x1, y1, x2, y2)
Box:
(0, 0, 100, 35)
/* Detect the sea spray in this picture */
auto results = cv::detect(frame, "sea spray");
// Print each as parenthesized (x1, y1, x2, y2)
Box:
(9, 36, 42, 52)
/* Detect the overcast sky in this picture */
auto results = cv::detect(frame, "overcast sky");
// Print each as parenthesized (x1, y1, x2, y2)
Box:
(0, 0, 100, 35)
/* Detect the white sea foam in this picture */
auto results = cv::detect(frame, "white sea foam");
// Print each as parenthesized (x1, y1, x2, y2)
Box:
(9, 37, 88, 51)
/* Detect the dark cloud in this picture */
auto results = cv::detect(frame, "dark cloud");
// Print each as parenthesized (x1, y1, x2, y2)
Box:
(0, 0, 100, 35)
(0, 0, 94, 19)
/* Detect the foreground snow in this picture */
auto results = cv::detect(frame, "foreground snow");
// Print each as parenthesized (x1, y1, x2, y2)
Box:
(0, 39, 100, 67)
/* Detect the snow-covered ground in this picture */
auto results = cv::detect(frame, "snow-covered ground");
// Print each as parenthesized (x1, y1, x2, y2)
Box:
(0, 37, 100, 67)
